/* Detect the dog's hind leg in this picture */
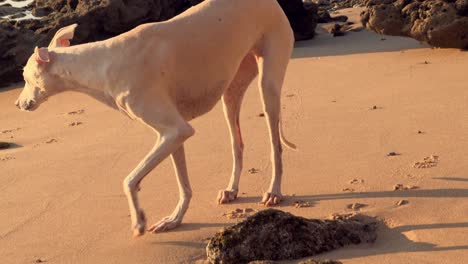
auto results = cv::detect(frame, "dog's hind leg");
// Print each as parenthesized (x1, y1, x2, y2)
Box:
(217, 53, 258, 204)
(122, 98, 195, 237)
(255, 33, 293, 206)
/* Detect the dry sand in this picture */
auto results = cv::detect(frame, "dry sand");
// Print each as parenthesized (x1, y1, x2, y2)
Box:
(1, 8, 468, 264)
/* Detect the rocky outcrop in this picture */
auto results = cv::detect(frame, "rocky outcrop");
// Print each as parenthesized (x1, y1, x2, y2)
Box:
(0, 0, 319, 88)
(0, 4, 25, 17)
(361, 0, 468, 49)
(317, 10, 348, 23)
(206, 209, 377, 264)
(0, 22, 41, 85)
(0, 0, 195, 87)
(306, 0, 370, 12)
(278, 0, 319, 41)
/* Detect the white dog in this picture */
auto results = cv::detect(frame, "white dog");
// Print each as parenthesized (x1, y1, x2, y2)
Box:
(15, 0, 296, 237)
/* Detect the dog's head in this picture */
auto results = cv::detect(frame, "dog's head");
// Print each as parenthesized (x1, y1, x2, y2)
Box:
(15, 24, 78, 111)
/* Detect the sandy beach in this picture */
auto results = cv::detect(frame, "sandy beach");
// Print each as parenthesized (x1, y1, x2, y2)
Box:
(1, 8, 468, 264)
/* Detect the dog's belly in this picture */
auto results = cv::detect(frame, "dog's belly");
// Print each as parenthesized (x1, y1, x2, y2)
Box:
(174, 79, 229, 121)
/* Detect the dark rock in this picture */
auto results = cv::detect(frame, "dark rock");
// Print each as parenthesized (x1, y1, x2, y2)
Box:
(0, 0, 319, 88)
(331, 0, 370, 9)
(310, 0, 369, 11)
(0, 22, 42, 85)
(318, 10, 333, 23)
(322, 22, 352, 36)
(0, 4, 24, 17)
(31, 7, 53, 17)
(206, 209, 377, 264)
(330, 23, 346, 36)
(318, 10, 348, 23)
(361, 0, 468, 49)
(0, 142, 11, 149)
(9, 12, 25, 19)
(278, 0, 319, 41)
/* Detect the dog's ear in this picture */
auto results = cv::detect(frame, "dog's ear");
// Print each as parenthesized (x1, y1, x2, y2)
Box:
(48, 23, 78, 48)
(35, 47, 50, 64)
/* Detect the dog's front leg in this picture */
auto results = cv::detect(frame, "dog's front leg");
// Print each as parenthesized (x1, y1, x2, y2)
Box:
(147, 144, 192, 233)
(122, 113, 194, 237)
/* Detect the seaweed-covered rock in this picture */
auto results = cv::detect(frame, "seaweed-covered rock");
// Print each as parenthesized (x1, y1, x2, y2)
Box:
(361, 0, 468, 49)
(206, 209, 377, 264)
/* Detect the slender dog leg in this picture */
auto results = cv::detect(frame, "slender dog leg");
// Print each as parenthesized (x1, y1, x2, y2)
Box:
(148, 144, 192, 233)
(256, 37, 293, 206)
(123, 105, 194, 237)
(218, 53, 258, 204)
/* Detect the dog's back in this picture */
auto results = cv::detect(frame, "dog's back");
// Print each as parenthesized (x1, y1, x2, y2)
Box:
(114, 0, 293, 117)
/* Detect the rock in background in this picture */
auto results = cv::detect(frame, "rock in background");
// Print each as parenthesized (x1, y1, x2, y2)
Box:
(361, 0, 468, 49)
(306, 0, 370, 12)
(0, 0, 318, 87)
(206, 209, 377, 264)
(278, 0, 319, 41)
(0, 0, 196, 86)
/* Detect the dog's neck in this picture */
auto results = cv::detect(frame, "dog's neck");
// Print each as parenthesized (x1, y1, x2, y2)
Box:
(49, 45, 117, 108)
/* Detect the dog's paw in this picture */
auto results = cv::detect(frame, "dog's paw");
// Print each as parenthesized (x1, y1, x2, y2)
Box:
(260, 192, 282, 206)
(147, 216, 181, 233)
(132, 210, 147, 238)
(217, 189, 238, 204)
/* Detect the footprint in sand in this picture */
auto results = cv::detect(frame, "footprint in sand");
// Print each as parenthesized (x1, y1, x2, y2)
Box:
(369, 105, 382, 110)
(413, 155, 439, 168)
(248, 168, 259, 174)
(349, 179, 364, 184)
(346, 203, 367, 211)
(45, 138, 58, 144)
(1, 156, 15, 161)
(293, 200, 311, 208)
(222, 208, 256, 219)
(66, 109, 85, 115)
(396, 200, 409, 206)
(68, 121, 83, 127)
(393, 184, 419, 191)
(1, 128, 21, 134)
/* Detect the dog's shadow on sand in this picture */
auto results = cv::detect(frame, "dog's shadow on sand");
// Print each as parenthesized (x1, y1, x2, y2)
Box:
(235, 187, 468, 205)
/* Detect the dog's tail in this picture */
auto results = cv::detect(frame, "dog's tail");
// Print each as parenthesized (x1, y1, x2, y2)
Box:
(279, 114, 297, 150)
